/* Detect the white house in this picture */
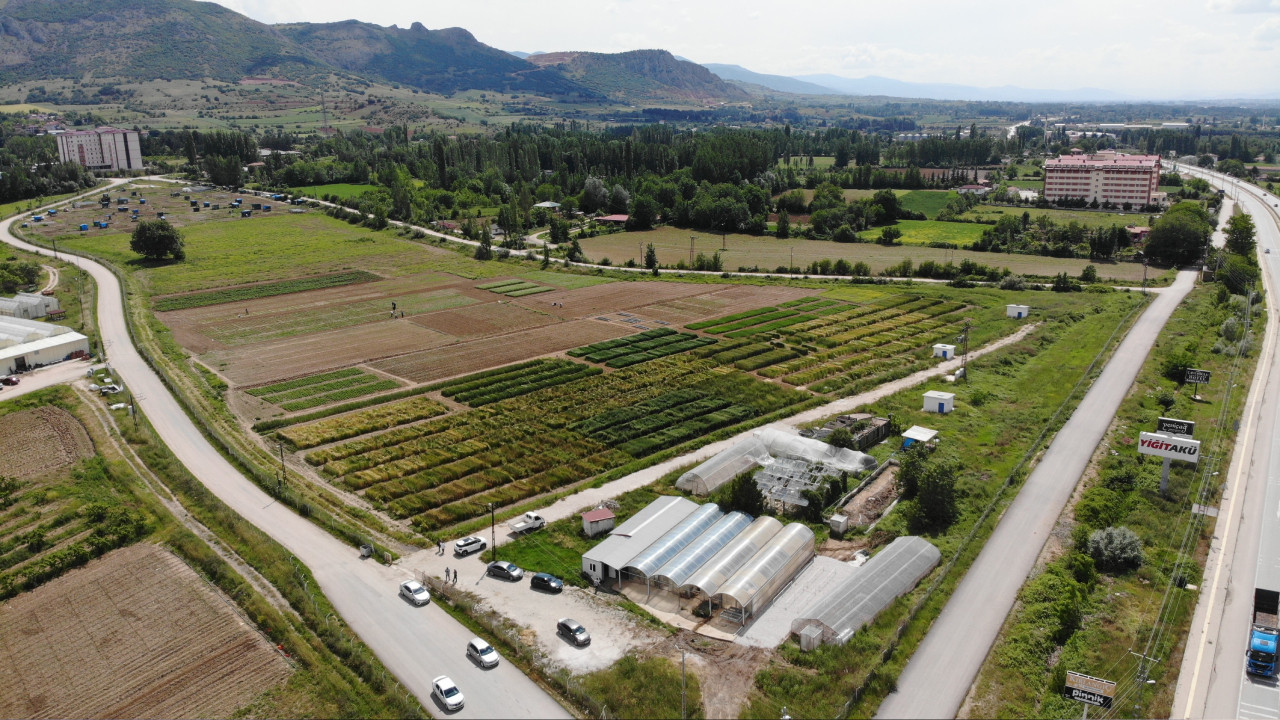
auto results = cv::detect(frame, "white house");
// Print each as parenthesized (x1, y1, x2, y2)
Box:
(932, 343, 956, 359)
(922, 390, 955, 414)
(1006, 304, 1030, 319)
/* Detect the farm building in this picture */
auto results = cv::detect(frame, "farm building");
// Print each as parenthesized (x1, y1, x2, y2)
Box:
(932, 343, 956, 359)
(581, 496, 699, 586)
(580, 507, 616, 538)
(675, 428, 876, 496)
(0, 292, 59, 320)
(804, 413, 891, 450)
(922, 390, 954, 414)
(1006, 304, 1030, 319)
(790, 536, 940, 649)
(596, 214, 629, 225)
(0, 317, 90, 374)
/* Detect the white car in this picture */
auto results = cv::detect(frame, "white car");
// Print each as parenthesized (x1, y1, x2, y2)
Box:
(454, 535, 488, 556)
(399, 579, 430, 606)
(466, 637, 500, 668)
(432, 675, 464, 711)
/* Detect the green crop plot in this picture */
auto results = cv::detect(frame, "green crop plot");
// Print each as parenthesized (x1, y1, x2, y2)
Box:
(857, 219, 988, 247)
(154, 271, 382, 311)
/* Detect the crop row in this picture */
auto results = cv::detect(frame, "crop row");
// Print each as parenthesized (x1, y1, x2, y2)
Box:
(617, 405, 756, 457)
(277, 397, 449, 449)
(449, 364, 602, 406)
(260, 373, 385, 404)
(280, 379, 400, 411)
(476, 279, 525, 290)
(604, 337, 718, 368)
(723, 314, 817, 339)
(154, 270, 380, 312)
(247, 367, 364, 397)
(699, 309, 796, 334)
(735, 348, 802, 372)
(686, 306, 780, 330)
(506, 286, 554, 297)
(569, 327, 677, 357)
(574, 389, 707, 437)
(588, 396, 734, 445)
(583, 332, 695, 363)
(783, 295, 930, 340)
(439, 359, 585, 397)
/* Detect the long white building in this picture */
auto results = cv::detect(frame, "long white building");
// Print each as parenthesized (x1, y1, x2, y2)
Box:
(0, 317, 90, 374)
(56, 127, 144, 172)
(1043, 150, 1162, 206)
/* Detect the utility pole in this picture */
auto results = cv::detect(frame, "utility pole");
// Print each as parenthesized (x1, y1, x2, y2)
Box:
(681, 650, 687, 720)
(790, 247, 794, 279)
(690, 236, 696, 268)
(278, 439, 286, 495)
(488, 502, 496, 562)
(320, 92, 329, 134)
(958, 318, 972, 382)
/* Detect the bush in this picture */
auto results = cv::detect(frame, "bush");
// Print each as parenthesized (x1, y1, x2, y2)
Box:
(1087, 526, 1144, 573)
(1161, 350, 1197, 383)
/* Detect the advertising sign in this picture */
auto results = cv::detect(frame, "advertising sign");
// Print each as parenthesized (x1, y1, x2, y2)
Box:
(1064, 672, 1115, 709)
(1184, 368, 1212, 384)
(1157, 417, 1196, 436)
(1138, 432, 1202, 463)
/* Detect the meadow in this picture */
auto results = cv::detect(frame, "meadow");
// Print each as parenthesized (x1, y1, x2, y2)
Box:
(857, 219, 987, 246)
(959, 204, 1140, 229)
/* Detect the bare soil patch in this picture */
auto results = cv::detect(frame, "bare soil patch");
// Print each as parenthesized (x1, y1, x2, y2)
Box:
(204, 321, 455, 386)
(511, 281, 711, 320)
(0, 544, 291, 719)
(0, 406, 93, 480)
(411, 300, 556, 338)
(370, 319, 631, 383)
(641, 284, 815, 325)
(842, 465, 899, 527)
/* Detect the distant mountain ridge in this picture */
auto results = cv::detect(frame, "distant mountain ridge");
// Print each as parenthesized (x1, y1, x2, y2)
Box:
(524, 49, 750, 101)
(701, 64, 840, 96)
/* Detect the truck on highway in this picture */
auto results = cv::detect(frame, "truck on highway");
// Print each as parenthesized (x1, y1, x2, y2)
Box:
(1247, 588, 1279, 677)
(507, 512, 546, 534)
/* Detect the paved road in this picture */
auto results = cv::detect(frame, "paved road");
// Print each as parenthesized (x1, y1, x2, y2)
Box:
(1173, 167, 1280, 720)
(0, 191, 570, 719)
(876, 269, 1197, 719)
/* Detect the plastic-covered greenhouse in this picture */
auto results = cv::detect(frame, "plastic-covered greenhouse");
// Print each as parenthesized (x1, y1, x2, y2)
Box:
(681, 516, 783, 598)
(716, 523, 816, 622)
(652, 511, 754, 589)
(623, 503, 724, 579)
(676, 428, 876, 496)
(790, 536, 940, 646)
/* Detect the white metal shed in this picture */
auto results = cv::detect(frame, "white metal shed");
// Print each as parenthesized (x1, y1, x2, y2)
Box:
(932, 343, 956, 359)
(922, 390, 955, 414)
(1006, 304, 1030, 319)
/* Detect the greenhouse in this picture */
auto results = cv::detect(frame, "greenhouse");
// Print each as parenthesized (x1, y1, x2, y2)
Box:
(580, 495, 699, 586)
(675, 428, 876, 497)
(715, 523, 816, 624)
(651, 511, 754, 589)
(680, 516, 783, 599)
(790, 536, 941, 647)
(622, 503, 724, 580)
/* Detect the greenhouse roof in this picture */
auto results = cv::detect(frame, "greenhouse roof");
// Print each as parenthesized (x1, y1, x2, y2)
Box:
(582, 496, 699, 572)
(652, 511, 753, 588)
(716, 523, 816, 613)
(681, 516, 782, 597)
(623, 503, 724, 578)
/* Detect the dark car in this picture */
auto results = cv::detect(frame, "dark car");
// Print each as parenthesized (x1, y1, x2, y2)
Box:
(1, 376, 18, 386)
(530, 572, 563, 593)
(557, 618, 591, 646)
(486, 560, 524, 582)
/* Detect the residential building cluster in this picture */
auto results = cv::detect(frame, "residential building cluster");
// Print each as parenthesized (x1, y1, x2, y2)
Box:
(1043, 150, 1162, 206)
(55, 127, 143, 172)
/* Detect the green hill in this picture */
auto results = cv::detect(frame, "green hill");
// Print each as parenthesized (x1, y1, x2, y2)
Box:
(528, 49, 751, 101)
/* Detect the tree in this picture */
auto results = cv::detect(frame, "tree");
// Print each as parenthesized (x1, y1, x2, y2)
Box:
(877, 226, 902, 245)
(1225, 213, 1257, 257)
(541, 242, 551, 270)
(717, 471, 765, 517)
(775, 211, 790, 239)
(474, 234, 493, 261)
(129, 219, 185, 261)
(644, 243, 659, 276)
(900, 453, 958, 533)
(1079, 264, 1098, 283)
(1144, 201, 1212, 266)
(581, 177, 608, 213)
(1087, 526, 1144, 573)
(608, 184, 631, 214)
(627, 195, 659, 231)
(827, 427, 856, 450)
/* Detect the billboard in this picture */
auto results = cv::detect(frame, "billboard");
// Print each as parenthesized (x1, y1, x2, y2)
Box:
(1157, 417, 1196, 436)
(1185, 368, 1212, 384)
(1138, 432, 1201, 463)
(1064, 672, 1115, 708)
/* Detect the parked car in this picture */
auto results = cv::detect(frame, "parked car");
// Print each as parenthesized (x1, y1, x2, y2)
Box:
(454, 535, 488, 556)
(1, 376, 18, 386)
(557, 618, 591, 646)
(399, 579, 430, 606)
(466, 637, 500, 668)
(530, 572, 563, 593)
(486, 560, 524, 581)
(431, 675, 464, 711)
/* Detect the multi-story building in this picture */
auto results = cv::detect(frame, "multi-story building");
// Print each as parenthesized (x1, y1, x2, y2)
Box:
(55, 127, 143, 172)
(1043, 150, 1161, 206)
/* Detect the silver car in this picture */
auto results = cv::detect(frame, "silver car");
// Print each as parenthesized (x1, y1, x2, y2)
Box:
(399, 579, 430, 606)
(432, 675, 464, 711)
(486, 560, 524, 581)
(467, 637, 500, 668)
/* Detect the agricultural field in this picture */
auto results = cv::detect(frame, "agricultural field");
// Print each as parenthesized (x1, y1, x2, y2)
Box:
(0, 544, 292, 719)
(857, 219, 988, 246)
(477, 278, 556, 297)
(582, 226, 1149, 281)
(246, 368, 401, 412)
(153, 270, 382, 311)
(898, 190, 959, 219)
(569, 327, 718, 368)
(959, 204, 1140, 230)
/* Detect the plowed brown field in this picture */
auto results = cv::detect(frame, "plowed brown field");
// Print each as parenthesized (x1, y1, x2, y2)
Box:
(410, 300, 556, 338)
(0, 406, 94, 480)
(0, 544, 291, 719)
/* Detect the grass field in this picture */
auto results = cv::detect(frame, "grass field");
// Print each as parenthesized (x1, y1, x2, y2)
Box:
(589, 226, 1149, 281)
(291, 183, 376, 200)
(858, 219, 988, 246)
(777, 156, 837, 169)
(0, 187, 98, 220)
(898, 190, 958, 219)
(56, 210, 502, 295)
(960, 205, 1141, 229)
(154, 270, 382, 311)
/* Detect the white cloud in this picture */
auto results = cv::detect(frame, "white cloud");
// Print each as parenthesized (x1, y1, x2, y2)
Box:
(1206, 0, 1280, 11)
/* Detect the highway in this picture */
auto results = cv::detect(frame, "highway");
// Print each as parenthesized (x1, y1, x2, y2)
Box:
(1172, 165, 1280, 720)
(0, 193, 570, 718)
(876, 269, 1197, 719)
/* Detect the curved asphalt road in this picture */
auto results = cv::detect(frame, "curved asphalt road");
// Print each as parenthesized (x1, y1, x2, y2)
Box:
(877, 268, 1197, 719)
(0, 190, 569, 719)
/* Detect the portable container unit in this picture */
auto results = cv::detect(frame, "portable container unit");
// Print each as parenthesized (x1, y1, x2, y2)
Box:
(79, 224, 88, 231)
(922, 390, 954, 414)
(932, 343, 956, 359)
(1006, 304, 1030, 319)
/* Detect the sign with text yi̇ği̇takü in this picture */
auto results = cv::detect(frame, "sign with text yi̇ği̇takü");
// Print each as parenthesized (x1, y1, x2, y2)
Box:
(1137, 432, 1201, 463)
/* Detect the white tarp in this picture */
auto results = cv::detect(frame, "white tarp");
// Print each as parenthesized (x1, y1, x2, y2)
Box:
(675, 428, 875, 496)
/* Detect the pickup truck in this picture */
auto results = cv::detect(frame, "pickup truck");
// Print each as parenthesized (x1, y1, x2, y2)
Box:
(1248, 588, 1279, 677)
(507, 511, 546, 534)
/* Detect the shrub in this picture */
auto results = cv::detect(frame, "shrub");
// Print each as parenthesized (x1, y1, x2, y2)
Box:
(1087, 526, 1144, 573)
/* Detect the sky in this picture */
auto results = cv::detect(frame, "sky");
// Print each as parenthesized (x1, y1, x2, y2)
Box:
(210, 0, 1280, 100)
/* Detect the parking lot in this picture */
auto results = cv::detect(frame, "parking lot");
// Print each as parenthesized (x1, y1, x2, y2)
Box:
(403, 543, 667, 674)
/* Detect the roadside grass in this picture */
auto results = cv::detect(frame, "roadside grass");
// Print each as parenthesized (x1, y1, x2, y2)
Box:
(738, 289, 1149, 719)
(857, 219, 987, 247)
(582, 227, 1152, 282)
(965, 284, 1264, 719)
(0, 188, 95, 219)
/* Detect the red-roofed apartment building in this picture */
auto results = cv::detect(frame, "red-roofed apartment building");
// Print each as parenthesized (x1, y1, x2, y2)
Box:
(1043, 150, 1161, 206)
